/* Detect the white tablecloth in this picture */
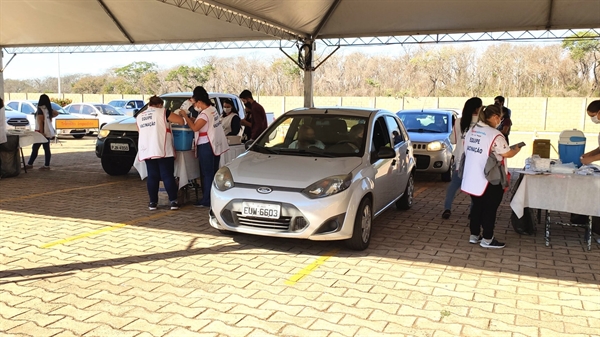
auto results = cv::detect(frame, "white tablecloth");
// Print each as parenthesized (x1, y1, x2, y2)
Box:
(6, 130, 49, 147)
(510, 173, 600, 218)
(133, 150, 200, 190)
(132, 145, 246, 189)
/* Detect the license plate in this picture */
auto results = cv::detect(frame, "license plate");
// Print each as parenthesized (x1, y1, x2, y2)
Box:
(15, 126, 26, 130)
(241, 202, 281, 219)
(110, 143, 129, 151)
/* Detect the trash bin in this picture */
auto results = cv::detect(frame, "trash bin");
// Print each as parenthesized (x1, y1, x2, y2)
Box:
(558, 129, 586, 167)
(0, 134, 21, 178)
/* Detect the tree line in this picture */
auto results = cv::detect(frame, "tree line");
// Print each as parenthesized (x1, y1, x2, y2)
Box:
(5, 33, 599, 97)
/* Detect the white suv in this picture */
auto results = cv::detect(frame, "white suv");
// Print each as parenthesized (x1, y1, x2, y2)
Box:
(95, 92, 245, 176)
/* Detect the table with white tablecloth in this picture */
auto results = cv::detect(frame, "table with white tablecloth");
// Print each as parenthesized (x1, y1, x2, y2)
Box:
(5, 130, 49, 173)
(510, 173, 600, 250)
(133, 144, 246, 189)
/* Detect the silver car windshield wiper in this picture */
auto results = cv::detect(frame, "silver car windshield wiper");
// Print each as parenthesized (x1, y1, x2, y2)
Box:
(408, 128, 443, 133)
(275, 148, 336, 158)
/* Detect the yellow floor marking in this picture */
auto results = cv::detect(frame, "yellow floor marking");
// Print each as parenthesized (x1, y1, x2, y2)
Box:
(285, 249, 339, 286)
(40, 212, 170, 249)
(0, 182, 120, 203)
(413, 186, 428, 198)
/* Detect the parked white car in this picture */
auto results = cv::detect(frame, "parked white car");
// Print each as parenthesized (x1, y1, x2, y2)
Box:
(63, 103, 128, 133)
(107, 99, 145, 116)
(4, 106, 31, 131)
(210, 107, 416, 250)
(7, 100, 89, 138)
(95, 92, 246, 176)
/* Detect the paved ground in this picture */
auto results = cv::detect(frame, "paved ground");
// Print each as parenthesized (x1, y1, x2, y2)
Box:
(1, 138, 599, 337)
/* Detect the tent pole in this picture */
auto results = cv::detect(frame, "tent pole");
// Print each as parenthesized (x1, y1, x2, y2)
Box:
(0, 48, 4, 101)
(302, 40, 314, 108)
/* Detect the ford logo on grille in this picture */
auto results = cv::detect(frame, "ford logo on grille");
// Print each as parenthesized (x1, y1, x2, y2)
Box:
(257, 187, 272, 194)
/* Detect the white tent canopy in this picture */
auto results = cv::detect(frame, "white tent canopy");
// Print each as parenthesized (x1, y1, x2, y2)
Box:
(1, 0, 599, 47)
(1, 0, 599, 105)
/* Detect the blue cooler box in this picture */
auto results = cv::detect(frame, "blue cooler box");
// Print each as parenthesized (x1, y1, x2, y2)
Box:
(558, 129, 586, 167)
(172, 125, 194, 151)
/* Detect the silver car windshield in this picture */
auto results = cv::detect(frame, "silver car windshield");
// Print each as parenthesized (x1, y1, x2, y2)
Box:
(399, 112, 449, 133)
(253, 114, 368, 158)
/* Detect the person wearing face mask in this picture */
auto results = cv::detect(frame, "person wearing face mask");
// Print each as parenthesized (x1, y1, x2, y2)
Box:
(288, 125, 325, 150)
(239, 90, 267, 142)
(580, 100, 600, 165)
(461, 105, 521, 249)
(181, 86, 229, 208)
(221, 99, 241, 136)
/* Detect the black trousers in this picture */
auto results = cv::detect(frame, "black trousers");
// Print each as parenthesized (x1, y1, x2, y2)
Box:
(470, 183, 504, 240)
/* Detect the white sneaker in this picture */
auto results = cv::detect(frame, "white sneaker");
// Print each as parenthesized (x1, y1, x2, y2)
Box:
(469, 235, 482, 244)
(480, 238, 505, 249)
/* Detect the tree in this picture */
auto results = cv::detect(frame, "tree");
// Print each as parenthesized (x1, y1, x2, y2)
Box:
(562, 32, 600, 95)
(72, 76, 107, 94)
(165, 65, 213, 92)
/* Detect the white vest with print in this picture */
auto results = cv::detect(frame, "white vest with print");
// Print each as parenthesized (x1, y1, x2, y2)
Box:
(461, 122, 504, 196)
(36, 107, 56, 138)
(195, 106, 230, 156)
(137, 107, 174, 161)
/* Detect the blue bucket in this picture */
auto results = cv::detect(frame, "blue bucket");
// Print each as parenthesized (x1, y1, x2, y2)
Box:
(172, 125, 194, 151)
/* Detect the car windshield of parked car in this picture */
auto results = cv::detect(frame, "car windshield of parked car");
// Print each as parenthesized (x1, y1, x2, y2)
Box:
(252, 114, 368, 158)
(108, 101, 126, 108)
(399, 113, 449, 133)
(94, 104, 123, 115)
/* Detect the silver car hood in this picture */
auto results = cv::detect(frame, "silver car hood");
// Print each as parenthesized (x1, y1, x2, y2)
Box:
(407, 132, 451, 143)
(228, 151, 363, 189)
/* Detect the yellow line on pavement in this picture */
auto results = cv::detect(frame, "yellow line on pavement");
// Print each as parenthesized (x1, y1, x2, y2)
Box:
(40, 212, 170, 249)
(0, 182, 120, 203)
(285, 249, 339, 286)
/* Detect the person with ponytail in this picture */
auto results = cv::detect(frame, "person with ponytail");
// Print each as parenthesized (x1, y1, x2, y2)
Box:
(182, 86, 229, 207)
(461, 104, 521, 249)
(441, 97, 483, 219)
(26, 94, 57, 170)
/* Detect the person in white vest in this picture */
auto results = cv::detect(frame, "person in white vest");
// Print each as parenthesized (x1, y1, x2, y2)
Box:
(580, 100, 600, 165)
(182, 86, 229, 207)
(26, 94, 57, 170)
(221, 99, 242, 136)
(442, 97, 482, 219)
(461, 104, 521, 249)
(137, 95, 186, 211)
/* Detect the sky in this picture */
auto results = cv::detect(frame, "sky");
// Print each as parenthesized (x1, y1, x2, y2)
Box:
(2, 40, 558, 80)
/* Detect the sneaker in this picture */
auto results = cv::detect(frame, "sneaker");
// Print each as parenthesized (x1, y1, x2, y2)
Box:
(170, 201, 179, 210)
(25, 164, 33, 169)
(194, 202, 209, 208)
(480, 238, 505, 249)
(148, 202, 158, 211)
(39, 166, 50, 170)
(469, 235, 482, 244)
(441, 209, 451, 219)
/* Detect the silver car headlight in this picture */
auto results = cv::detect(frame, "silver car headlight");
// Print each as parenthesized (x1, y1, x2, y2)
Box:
(302, 173, 352, 199)
(98, 129, 110, 139)
(427, 141, 445, 151)
(214, 166, 235, 191)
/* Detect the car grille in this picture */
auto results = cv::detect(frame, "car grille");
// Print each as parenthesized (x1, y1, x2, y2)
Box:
(234, 212, 292, 230)
(415, 154, 431, 169)
(413, 143, 427, 150)
(7, 118, 29, 127)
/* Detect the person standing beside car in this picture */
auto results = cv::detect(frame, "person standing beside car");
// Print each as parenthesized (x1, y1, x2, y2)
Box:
(441, 97, 482, 219)
(26, 94, 57, 170)
(239, 90, 267, 142)
(137, 95, 186, 211)
(182, 86, 229, 207)
(461, 104, 521, 249)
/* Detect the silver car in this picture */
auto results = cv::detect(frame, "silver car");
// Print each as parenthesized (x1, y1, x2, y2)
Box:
(397, 109, 457, 182)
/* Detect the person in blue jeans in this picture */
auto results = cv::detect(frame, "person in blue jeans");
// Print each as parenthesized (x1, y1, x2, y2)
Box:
(182, 87, 229, 207)
(442, 97, 482, 219)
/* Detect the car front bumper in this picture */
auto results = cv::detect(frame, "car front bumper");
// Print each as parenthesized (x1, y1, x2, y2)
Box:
(95, 135, 138, 159)
(209, 184, 364, 241)
(413, 149, 452, 173)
